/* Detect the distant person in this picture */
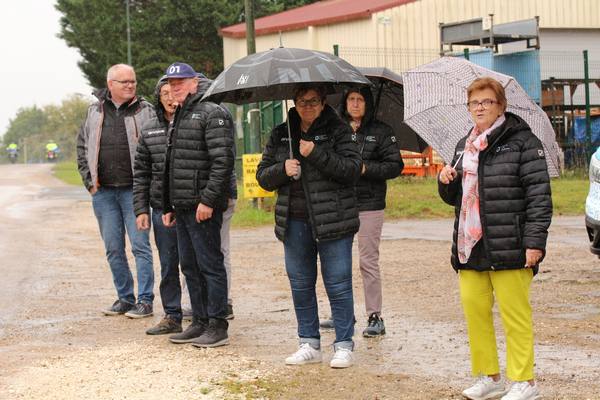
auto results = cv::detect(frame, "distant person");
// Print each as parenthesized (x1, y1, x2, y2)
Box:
(46, 140, 59, 162)
(333, 86, 403, 337)
(438, 77, 552, 400)
(133, 76, 183, 335)
(161, 62, 235, 348)
(77, 64, 155, 318)
(6, 143, 18, 163)
(257, 85, 361, 368)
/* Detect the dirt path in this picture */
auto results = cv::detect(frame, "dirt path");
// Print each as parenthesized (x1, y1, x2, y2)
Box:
(0, 164, 599, 399)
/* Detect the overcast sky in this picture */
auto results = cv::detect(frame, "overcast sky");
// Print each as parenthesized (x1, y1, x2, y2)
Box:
(0, 1, 91, 137)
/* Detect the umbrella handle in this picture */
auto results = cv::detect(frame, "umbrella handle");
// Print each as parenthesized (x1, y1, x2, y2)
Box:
(285, 99, 301, 180)
(451, 152, 464, 170)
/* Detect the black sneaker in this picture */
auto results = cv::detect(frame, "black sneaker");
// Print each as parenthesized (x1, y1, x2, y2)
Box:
(103, 299, 135, 316)
(146, 317, 182, 335)
(169, 320, 207, 344)
(362, 313, 386, 337)
(125, 302, 153, 319)
(226, 304, 234, 320)
(191, 319, 229, 348)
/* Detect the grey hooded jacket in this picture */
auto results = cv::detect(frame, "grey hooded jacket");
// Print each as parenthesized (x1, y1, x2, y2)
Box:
(77, 88, 154, 191)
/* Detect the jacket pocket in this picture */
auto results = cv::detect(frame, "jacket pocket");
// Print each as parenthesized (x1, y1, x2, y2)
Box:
(193, 170, 199, 195)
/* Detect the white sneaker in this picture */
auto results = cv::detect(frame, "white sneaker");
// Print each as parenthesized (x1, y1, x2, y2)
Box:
(501, 381, 540, 400)
(462, 376, 507, 400)
(285, 343, 322, 365)
(330, 347, 353, 368)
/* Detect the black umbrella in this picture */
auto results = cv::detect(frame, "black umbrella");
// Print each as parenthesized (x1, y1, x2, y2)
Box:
(328, 67, 429, 153)
(202, 47, 371, 104)
(202, 47, 370, 179)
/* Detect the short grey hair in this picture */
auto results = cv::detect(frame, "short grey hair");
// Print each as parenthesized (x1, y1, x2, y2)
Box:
(106, 64, 135, 81)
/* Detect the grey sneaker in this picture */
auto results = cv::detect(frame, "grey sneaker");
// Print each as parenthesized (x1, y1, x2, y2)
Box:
(124, 302, 153, 319)
(319, 318, 335, 329)
(169, 321, 207, 344)
(146, 317, 182, 335)
(103, 299, 135, 316)
(362, 313, 386, 337)
(191, 319, 229, 348)
(226, 304, 234, 320)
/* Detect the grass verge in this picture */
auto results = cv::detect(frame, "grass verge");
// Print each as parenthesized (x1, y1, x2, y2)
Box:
(51, 161, 588, 227)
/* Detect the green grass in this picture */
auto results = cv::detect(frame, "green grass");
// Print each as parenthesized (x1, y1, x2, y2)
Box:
(53, 161, 82, 186)
(51, 161, 589, 227)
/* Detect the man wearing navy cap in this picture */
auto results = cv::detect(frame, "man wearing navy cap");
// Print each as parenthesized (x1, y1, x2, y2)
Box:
(161, 62, 235, 347)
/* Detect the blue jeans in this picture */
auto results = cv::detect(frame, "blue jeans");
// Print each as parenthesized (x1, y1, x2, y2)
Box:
(284, 219, 354, 350)
(92, 187, 154, 304)
(152, 209, 182, 321)
(176, 210, 227, 320)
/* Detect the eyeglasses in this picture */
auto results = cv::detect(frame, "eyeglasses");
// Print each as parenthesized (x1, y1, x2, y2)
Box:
(467, 99, 498, 110)
(296, 98, 322, 108)
(112, 79, 137, 86)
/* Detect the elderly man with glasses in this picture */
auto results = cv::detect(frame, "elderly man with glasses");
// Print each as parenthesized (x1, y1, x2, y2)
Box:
(77, 63, 155, 318)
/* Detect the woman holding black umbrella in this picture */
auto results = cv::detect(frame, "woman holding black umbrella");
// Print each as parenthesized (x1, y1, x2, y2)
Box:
(333, 87, 403, 337)
(257, 84, 361, 368)
(438, 77, 552, 400)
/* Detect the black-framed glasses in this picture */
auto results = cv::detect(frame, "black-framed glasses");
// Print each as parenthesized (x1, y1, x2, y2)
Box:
(296, 98, 322, 108)
(467, 99, 498, 110)
(112, 79, 137, 86)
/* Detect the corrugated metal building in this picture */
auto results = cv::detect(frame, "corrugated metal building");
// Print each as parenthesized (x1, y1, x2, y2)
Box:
(221, 0, 600, 85)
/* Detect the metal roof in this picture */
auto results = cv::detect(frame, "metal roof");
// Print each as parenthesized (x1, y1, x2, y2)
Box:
(220, 0, 415, 38)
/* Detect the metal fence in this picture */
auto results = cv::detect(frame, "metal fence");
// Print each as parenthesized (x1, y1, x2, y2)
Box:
(339, 46, 600, 169)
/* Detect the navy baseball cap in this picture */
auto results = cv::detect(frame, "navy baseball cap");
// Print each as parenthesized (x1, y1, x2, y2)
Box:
(165, 62, 197, 79)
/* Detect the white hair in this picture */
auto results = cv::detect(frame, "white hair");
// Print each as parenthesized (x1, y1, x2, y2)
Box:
(106, 64, 135, 81)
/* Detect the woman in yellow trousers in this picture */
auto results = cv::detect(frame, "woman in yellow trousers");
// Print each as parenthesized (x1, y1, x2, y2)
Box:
(438, 77, 552, 400)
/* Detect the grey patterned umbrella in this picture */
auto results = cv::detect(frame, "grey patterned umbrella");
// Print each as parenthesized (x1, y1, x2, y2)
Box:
(402, 57, 561, 177)
(202, 47, 371, 104)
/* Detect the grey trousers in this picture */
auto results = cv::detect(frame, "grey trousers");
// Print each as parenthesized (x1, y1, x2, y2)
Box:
(357, 209, 385, 316)
(181, 198, 236, 307)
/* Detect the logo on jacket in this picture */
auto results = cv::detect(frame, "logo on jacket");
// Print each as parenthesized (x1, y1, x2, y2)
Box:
(281, 137, 290, 142)
(365, 135, 376, 142)
(538, 149, 545, 158)
(351, 134, 357, 142)
(314, 135, 329, 141)
(495, 144, 512, 153)
(390, 136, 397, 143)
(218, 119, 224, 126)
(237, 74, 249, 85)
(146, 129, 164, 136)
(191, 113, 202, 119)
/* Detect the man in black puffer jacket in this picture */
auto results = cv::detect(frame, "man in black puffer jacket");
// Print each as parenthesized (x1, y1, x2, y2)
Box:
(133, 76, 183, 336)
(335, 86, 403, 338)
(161, 62, 235, 348)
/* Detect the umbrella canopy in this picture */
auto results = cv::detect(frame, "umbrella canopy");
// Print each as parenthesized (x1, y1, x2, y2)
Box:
(402, 57, 561, 177)
(328, 67, 428, 153)
(202, 47, 371, 104)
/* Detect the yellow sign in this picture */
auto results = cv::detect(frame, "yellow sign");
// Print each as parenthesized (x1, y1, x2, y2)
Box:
(242, 154, 274, 198)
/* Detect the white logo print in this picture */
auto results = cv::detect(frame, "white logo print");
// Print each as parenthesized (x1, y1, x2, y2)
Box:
(538, 149, 545, 157)
(237, 74, 249, 85)
(218, 119, 224, 126)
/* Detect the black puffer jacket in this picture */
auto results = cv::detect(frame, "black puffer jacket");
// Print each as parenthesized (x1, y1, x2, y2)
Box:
(256, 104, 361, 242)
(339, 87, 403, 211)
(438, 112, 553, 272)
(132, 77, 170, 216)
(163, 79, 235, 212)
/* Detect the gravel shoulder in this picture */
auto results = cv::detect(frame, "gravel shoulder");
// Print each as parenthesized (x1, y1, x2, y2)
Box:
(0, 164, 599, 399)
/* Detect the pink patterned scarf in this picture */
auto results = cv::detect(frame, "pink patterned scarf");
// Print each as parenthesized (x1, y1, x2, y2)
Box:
(457, 115, 505, 263)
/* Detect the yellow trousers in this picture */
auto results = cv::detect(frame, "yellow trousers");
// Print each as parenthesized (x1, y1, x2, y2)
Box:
(459, 268, 535, 381)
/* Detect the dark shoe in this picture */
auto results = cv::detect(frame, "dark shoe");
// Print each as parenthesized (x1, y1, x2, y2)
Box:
(191, 319, 229, 348)
(226, 304, 234, 320)
(182, 307, 193, 322)
(319, 318, 335, 330)
(125, 302, 153, 319)
(103, 299, 135, 316)
(362, 313, 386, 337)
(146, 317, 182, 335)
(169, 320, 207, 344)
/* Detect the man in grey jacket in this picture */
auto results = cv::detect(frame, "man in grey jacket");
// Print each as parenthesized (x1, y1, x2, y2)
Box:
(77, 64, 155, 318)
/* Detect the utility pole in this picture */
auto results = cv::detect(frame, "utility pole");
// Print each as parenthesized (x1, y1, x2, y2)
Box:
(126, 0, 132, 65)
(245, 0, 260, 154)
